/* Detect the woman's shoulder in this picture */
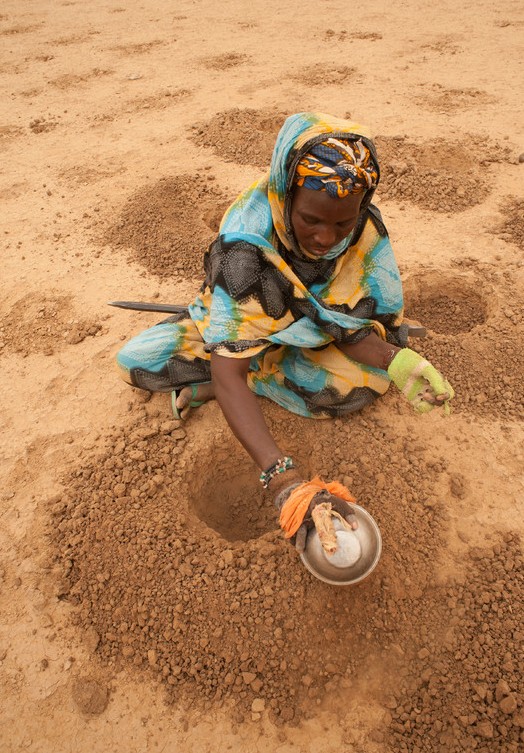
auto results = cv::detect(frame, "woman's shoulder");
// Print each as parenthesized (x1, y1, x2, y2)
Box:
(204, 237, 292, 314)
(205, 237, 275, 284)
(345, 203, 388, 249)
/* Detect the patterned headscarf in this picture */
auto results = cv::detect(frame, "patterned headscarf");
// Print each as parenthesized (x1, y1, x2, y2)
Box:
(294, 137, 378, 198)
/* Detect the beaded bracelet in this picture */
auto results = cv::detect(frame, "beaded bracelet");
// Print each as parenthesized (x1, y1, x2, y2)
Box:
(259, 456, 294, 489)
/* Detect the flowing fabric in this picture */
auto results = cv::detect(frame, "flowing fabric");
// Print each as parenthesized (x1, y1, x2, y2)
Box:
(117, 112, 407, 418)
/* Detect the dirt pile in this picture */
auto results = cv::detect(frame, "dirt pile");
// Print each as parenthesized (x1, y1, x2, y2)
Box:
(0, 292, 103, 356)
(417, 85, 494, 113)
(291, 65, 357, 87)
(404, 267, 524, 420)
(375, 135, 511, 213)
(200, 53, 250, 70)
(496, 197, 524, 250)
(103, 177, 233, 281)
(384, 535, 524, 753)
(47, 401, 450, 723)
(190, 108, 287, 168)
(47, 395, 523, 743)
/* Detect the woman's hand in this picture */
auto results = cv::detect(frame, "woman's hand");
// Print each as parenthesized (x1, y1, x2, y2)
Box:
(387, 348, 454, 414)
(338, 334, 453, 413)
(274, 481, 358, 554)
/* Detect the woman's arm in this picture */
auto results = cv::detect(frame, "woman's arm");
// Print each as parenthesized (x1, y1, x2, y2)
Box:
(211, 352, 355, 549)
(210, 352, 290, 472)
(337, 331, 399, 370)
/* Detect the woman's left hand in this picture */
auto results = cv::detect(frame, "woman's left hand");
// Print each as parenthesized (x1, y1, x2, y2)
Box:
(387, 348, 454, 414)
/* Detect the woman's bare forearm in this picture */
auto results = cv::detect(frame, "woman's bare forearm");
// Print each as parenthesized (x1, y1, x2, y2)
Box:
(338, 331, 400, 370)
(210, 353, 285, 471)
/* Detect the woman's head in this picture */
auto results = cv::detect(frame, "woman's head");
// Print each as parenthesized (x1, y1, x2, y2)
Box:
(221, 114, 380, 260)
(289, 136, 378, 259)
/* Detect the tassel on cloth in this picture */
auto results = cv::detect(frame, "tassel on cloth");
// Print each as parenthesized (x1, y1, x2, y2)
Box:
(279, 475, 356, 539)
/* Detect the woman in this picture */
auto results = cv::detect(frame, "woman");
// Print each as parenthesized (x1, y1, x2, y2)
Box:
(116, 112, 453, 550)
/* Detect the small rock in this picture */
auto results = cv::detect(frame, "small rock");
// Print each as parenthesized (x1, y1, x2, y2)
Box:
(280, 706, 295, 721)
(495, 678, 511, 701)
(84, 628, 100, 653)
(499, 695, 517, 715)
(41, 613, 53, 628)
(473, 683, 488, 700)
(72, 677, 109, 715)
(251, 698, 265, 713)
(474, 720, 494, 739)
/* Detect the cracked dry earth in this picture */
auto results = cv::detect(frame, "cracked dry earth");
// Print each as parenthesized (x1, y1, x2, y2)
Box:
(1, 1, 523, 752)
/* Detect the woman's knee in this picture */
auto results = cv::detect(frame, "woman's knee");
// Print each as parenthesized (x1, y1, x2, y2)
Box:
(115, 338, 141, 384)
(115, 324, 177, 373)
(115, 336, 141, 373)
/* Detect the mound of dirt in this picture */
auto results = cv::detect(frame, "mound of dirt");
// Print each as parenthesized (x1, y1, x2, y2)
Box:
(47, 394, 523, 743)
(404, 268, 524, 420)
(0, 293, 102, 357)
(47, 402, 450, 723)
(496, 197, 524, 250)
(190, 108, 287, 168)
(417, 85, 495, 113)
(291, 65, 357, 87)
(375, 135, 511, 213)
(103, 177, 233, 280)
(383, 534, 524, 753)
(200, 53, 250, 70)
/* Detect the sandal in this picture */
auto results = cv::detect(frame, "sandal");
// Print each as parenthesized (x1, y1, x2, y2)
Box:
(171, 383, 208, 420)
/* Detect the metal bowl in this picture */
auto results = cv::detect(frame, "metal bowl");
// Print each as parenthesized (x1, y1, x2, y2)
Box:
(299, 503, 382, 586)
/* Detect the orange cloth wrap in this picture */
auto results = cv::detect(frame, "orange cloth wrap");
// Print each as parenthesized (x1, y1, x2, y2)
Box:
(278, 476, 356, 539)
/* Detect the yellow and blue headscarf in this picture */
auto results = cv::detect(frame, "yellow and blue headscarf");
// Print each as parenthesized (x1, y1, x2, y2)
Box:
(219, 112, 380, 259)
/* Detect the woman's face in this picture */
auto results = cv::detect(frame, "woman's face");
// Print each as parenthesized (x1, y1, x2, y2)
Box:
(290, 187, 364, 258)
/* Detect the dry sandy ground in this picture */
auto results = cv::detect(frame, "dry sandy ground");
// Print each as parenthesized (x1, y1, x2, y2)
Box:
(1, 1, 523, 751)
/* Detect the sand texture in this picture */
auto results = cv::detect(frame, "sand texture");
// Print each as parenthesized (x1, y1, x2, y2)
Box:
(1, 1, 523, 752)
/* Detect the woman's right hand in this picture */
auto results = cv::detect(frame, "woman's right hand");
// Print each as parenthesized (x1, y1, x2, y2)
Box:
(273, 478, 358, 554)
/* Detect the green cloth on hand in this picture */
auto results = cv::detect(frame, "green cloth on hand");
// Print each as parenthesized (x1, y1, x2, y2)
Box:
(387, 348, 454, 415)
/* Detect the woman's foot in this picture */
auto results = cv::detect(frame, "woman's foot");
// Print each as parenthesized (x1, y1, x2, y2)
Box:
(174, 382, 215, 420)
